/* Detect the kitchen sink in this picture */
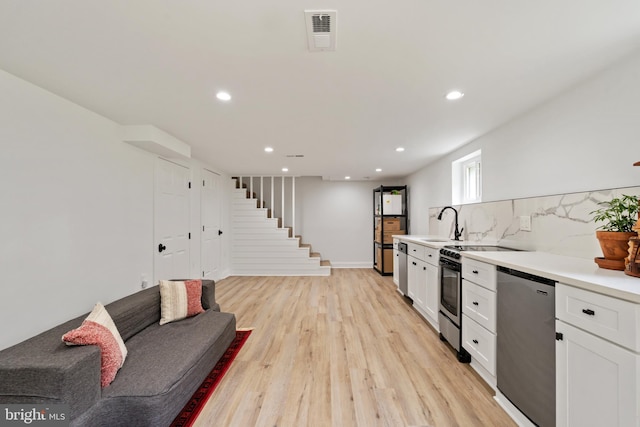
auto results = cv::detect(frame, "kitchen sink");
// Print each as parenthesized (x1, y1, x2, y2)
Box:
(419, 238, 449, 242)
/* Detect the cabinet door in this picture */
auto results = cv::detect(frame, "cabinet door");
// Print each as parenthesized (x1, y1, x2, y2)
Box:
(424, 262, 439, 323)
(556, 320, 639, 427)
(414, 259, 427, 311)
(407, 257, 418, 300)
(393, 249, 399, 285)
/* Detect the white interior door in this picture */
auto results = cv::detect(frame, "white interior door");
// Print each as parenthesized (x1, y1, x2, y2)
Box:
(201, 169, 221, 279)
(154, 158, 190, 283)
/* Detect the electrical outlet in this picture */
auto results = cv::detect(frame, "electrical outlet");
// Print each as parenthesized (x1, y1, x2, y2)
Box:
(520, 215, 532, 232)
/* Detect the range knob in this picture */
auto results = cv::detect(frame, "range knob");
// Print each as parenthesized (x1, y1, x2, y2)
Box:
(454, 252, 461, 259)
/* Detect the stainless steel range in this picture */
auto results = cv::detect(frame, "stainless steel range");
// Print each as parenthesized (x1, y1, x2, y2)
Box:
(438, 244, 517, 363)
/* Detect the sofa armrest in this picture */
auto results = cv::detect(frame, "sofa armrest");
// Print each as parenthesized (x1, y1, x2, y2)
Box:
(201, 280, 220, 311)
(0, 320, 102, 420)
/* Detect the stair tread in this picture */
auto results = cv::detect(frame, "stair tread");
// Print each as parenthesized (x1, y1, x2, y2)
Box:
(310, 252, 321, 257)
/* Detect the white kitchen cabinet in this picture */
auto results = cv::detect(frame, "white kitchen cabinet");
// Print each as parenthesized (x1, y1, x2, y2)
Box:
(462, 279, 496, 332)
(461, 258, 497, 388)
(405, 243, 439, 331)
(393, 239, 400, 286)
(407, 242, 425, 260)
(556, 321, 639, 427)
(414, 259, 427, 311)
(462, 258, 497, 291)
(424, 262, 439, 324)
(407, 256, 426, 308)
(462, 313, 496, 375)
(556, 283, 640, 427)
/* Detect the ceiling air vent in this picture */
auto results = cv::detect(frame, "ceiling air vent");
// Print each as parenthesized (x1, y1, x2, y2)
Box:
(304, 10, 337, 52)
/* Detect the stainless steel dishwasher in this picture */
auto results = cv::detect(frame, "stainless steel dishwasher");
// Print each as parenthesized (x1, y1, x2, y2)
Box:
(398, 242, 408, 295)
(497, 266, 556, 427)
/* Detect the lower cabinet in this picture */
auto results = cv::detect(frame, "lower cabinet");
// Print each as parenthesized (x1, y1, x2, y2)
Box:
(556, 320, 639, 427)
(462, 313, 496, 376)
(424, 262, 439, 323)
(405, 244, 439, 330)
(408, 257, 426, 309)
(461, 261, 497, 388)
(555, 282, 640, 427)
(393, 248, 399, 286)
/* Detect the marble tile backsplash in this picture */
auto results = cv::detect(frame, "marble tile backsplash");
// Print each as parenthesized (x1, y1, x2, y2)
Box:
(429, 186, 640, 260)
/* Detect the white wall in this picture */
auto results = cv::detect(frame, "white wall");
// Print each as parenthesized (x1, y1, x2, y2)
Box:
(294, 177, 403, 267)
(0, 69, 229, 350)
(0, 69, 154, 350)
(407, 49, 640, 235)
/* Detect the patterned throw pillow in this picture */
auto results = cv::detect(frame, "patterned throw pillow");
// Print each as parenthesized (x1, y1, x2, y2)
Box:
(62, 302, 128, 387)
(159, 279, 205, 325)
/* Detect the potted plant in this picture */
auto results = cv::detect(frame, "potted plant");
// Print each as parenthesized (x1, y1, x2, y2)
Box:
(590, 194, 639, 270)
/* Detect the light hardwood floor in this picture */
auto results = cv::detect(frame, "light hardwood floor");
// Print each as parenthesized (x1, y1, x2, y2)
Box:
(193, 269, 516, 427)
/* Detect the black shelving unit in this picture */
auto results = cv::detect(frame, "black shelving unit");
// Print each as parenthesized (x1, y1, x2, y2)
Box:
(373, 185, 408, 275)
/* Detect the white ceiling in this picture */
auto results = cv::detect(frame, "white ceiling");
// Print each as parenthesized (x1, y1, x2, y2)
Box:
(1, 1, 640, 181)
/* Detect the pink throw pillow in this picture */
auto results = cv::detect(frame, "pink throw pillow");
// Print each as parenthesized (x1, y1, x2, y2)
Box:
(62, 303, 127, 387)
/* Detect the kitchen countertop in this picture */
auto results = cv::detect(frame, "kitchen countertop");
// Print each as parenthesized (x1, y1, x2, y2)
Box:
(393, 235, 458, 248)
(463, 251, 640, 304)
(394, 234, 640, 303)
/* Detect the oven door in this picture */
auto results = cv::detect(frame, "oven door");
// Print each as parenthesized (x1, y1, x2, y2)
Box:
(439, 257, 461, 326)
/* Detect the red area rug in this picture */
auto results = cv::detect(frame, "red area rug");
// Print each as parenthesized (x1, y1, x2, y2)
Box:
(170, 329, 252, 427)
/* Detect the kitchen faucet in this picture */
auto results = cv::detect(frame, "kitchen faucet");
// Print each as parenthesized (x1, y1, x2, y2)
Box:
(437, 206, 463, 241)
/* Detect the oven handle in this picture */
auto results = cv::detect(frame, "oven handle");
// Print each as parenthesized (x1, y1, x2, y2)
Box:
(439, 257, 461, 271)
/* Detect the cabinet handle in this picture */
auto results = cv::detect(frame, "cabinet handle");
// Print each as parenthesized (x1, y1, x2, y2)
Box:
(472, 301, 479, 306)
(472, 339, 479, 344)
(582, 308, 595, 316)
(472, 270, 479, 274)
(428, 254, 432, 257)
(423, 267, 426, 271)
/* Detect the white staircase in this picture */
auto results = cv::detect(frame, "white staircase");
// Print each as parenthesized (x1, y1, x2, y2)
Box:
(231, 180, 331, 276)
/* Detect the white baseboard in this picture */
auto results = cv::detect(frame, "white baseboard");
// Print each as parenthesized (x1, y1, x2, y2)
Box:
(330, 262, 375, 269)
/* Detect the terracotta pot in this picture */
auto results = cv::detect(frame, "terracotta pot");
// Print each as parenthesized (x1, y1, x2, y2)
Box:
(596, 231, 637, 270)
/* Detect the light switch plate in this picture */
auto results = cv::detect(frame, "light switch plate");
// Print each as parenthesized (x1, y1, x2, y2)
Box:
(520, 215, 532, 232)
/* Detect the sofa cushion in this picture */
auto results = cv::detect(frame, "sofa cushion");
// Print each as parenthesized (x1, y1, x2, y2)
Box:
(62, 303, 128, 387)
(159, 280, 205, 325)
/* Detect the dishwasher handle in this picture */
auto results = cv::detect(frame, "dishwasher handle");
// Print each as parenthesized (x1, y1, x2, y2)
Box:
(497, 266, 556, 286)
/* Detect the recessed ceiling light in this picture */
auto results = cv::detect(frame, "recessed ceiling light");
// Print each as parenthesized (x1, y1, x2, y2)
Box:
(216, 91, 231, 101)
(282, 167, 289, 172)
(345, 176, 351, 180)
(375, 168, 382, 172)
(445, 90, 464, 100)
(264, 147, 274, 153)
(396, 147, 405, 152)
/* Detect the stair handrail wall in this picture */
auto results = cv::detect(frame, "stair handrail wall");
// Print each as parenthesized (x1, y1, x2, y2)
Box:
(237, 175, 297, 237)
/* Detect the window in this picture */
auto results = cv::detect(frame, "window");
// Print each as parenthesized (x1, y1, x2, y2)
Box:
(452, 150, 482, 205)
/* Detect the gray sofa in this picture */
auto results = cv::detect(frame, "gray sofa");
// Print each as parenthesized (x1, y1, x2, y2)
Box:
(0, 280, 236, 427)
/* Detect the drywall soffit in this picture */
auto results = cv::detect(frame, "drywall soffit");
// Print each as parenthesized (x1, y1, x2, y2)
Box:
(122, 125, 191, 159)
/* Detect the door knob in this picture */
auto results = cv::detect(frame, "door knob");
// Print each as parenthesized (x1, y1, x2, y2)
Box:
(218, 230, 223, 236)
(158, 243, 167, 253)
